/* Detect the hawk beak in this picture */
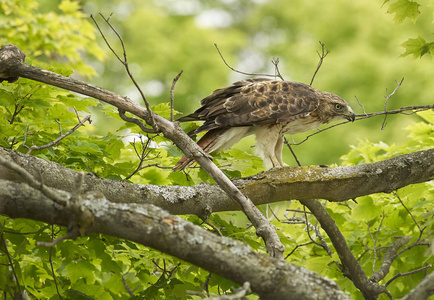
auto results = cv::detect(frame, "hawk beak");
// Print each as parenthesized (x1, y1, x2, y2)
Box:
(346, 113, 356, 122)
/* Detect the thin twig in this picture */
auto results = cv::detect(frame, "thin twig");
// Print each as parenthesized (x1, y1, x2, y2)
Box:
(368, 213, 386, 275)
(271, 58, 284, 80)
(215, 44, 281, 79)
(49, 225, 63, 300)
(286, 208, 312, 215)
(150, 262, 181, 288)
(170, 70, 183, 122)
(36, 233, 76, 247)
(355, 95, 368, 116)
(202, 273, 212, 297)
(0, 231, 22, 296)
(385, 264, 432, 287)
(395, 192, 422, 233)
(267, 204, 281, 222)
(125, 137, 172, 177)
(8, 84, 41, 125)
(118, 109, 158, 133)
(381, 78, 404, 130)
(284, 137, 302, 166)
(201, 219, 223, 237)
(284, 241, 315, 259)
(121, 274, 137, 297)
(283, 215, 332, 256)
(91, 14, 158, 131)
(24, 115, 91, 155)
(310, 41, 330, 86)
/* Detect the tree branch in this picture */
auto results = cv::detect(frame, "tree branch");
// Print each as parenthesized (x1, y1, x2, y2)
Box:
(0, 179, 352, 300)
(1, 147, 433, 216)
(300, 199, 387, 300)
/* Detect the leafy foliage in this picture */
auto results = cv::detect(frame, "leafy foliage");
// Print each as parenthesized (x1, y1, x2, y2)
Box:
(0, 0, 433, 299)
(384, 0, 434, 58)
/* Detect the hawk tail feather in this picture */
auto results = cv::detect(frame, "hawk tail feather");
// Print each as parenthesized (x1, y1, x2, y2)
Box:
(173, 128, 226, 171)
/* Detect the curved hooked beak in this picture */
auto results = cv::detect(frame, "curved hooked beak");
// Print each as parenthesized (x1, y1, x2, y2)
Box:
(346, 113, 356, 122)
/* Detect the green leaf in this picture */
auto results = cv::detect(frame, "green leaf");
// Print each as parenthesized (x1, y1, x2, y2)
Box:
(401, 36, 433, 58)
(65, 260, 97, 283)
(387, 0, 421, 23)
(351, 196, 382, 222)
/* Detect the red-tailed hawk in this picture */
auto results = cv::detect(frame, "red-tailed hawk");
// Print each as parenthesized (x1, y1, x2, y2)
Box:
(174, 78, 355, 171)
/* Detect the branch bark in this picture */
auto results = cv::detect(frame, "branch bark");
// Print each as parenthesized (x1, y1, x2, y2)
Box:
(0, 44, 284, 258)
(0, 179, 351, 300)
(1, 147, 432, 215)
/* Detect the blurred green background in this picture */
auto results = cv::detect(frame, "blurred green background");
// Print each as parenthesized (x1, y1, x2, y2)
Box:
(16, 0, 434, 166)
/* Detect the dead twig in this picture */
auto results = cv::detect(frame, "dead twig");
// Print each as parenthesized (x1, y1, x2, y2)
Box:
(118, 109, 158, 133)
(310, 41, 330, 86)
(91, 14, 158, 131)
(282, 215, 333, 257)
(385, 264, 432, 287)
(24, 114, 91, 155)
(355, 95, 368, 116)
(215, 43, 282, 79)
(48, 225, 63, 300)
(284, 137, 302, 166)
(271, 57, 284, 80)
(170, 70, 183, 122)
(285, 241, 315, 259)
(381, 78, 404, 130)
(0, 229, 22, 297)
(395, 192, 422, 233)
(124, 135, 170, 180)
(367, 212, 386, 275)
(35, 232, 76, 247)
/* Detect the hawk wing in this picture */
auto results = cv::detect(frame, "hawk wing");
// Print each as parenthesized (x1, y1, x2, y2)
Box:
(178, 78, 320, 135)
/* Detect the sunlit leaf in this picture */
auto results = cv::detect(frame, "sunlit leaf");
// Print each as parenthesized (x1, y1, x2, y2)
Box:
(387, 0, 421, 23)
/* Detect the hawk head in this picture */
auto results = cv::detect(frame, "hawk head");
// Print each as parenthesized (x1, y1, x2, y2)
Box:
(314, 91, 355, 124)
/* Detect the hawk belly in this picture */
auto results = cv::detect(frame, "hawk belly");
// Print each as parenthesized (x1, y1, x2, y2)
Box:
(254, 116, 324, 169)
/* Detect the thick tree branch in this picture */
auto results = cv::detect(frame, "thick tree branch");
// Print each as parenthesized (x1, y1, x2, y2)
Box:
(0, 180, 351, 300)
(0, 44, 284, 258)
(300, 199, 386, 300)
(1, 147, 433, 215)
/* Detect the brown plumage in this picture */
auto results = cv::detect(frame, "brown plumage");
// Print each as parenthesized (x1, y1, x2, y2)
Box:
(174, 78, 355, 171)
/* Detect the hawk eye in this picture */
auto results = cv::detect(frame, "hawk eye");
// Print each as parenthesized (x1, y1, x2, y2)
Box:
(334, 103, 342, 110)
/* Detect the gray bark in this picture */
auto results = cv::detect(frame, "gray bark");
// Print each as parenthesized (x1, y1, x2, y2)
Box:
(1, 147, 433, 216)
(0, 180, 351, 300)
